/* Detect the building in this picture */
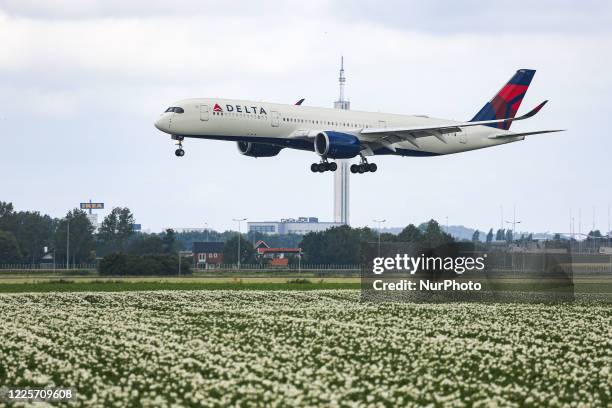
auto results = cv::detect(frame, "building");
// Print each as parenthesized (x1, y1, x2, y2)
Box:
(166, 228, 210, 233)
(255, 240, 301, 267)
(192, 242, 224, 267)
(248, 217, 342, 235)
(86, 213, 99, 230)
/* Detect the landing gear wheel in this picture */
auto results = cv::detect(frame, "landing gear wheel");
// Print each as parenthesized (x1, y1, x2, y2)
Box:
(310, 160, 337, 173)
(368, 163, 377, 172)
(350, 164, 358, 174)
(174, 137, 185, 157)
(358, 164, 366, 174)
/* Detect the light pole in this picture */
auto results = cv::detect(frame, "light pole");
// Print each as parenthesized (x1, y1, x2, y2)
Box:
(233, 218, 247, 270)
(504, 205, 522, 241)
(373, 219, 386, 255)
(66, 219, 70, 270)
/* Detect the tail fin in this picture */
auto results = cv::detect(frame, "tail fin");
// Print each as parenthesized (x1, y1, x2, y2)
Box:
(470, 69, 536, 130)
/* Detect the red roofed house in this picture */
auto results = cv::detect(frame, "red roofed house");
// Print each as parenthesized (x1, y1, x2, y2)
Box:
(255, 240, 302, 267)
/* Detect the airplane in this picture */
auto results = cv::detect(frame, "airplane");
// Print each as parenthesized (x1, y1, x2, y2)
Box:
(154, 69, 563, 174)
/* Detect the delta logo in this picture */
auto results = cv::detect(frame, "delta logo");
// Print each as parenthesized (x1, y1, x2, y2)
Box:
(215, 103, 267, 115)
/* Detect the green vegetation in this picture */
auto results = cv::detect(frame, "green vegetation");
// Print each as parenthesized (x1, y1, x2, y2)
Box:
(99, 253, 191, 276)
(0, 280, 359, 293)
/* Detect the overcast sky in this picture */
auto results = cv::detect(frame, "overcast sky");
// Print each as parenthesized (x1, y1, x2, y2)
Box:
(1, 0, 611, 235)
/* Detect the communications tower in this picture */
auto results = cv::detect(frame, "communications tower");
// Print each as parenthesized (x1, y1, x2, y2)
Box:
(333, 57, 350, 224)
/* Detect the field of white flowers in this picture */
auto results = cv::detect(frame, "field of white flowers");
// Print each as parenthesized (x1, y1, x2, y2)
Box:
(0, 290, 610, 407)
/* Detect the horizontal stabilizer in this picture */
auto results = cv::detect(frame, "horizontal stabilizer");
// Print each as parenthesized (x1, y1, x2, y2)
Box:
(488, 129, 565, 139)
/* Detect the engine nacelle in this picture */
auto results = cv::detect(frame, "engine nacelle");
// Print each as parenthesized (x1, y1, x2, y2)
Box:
(314, 131, 361, 159)
(237, 141, 283, 158)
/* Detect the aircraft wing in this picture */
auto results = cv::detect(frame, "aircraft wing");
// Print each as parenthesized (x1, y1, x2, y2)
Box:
(359, 101, 550, 148)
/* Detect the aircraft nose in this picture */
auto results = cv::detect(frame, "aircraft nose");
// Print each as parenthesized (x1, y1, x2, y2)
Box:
(154, 115, 169, 132)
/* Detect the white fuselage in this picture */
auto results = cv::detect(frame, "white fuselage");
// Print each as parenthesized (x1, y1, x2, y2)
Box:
(154, 98, 522, 157)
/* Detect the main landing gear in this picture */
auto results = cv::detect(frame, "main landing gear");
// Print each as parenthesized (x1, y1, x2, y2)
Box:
(310, 160, 338, 173)
(350, 156, 377, 174)
(173, 136, 185, 157)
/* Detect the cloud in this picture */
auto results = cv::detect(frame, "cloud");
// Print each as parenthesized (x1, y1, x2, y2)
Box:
(333, 0, 612, 34)
(0, 2, 610, 232)
(0, 0, 331, 19)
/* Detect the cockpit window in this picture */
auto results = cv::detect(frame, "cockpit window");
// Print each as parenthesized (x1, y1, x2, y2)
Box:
(164, 107, 184, 113)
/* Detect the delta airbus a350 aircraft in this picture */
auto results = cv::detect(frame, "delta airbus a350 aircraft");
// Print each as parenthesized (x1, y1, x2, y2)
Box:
(154, 69, 562, 174)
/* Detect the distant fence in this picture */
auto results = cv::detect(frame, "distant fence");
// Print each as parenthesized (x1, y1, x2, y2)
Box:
(0, 264, 97, 271)
(484, 252, 612, 276)
(1, 255, 610, 277)
(198, 264, 360, 272)
(0, 263, 362, 277)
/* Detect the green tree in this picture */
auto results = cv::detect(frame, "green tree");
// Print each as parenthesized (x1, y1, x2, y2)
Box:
(1, 203, 56, 264)
(505, 229, 513, 242)
(0, 230, 22, 263)
(397, 224, 423, 243)
(223, 235, 255, 264)
(300, 225, 362, 264)
(98, 207, 135, 252)
(419, 220, 454, 248)
(161, 229, 177, 254)
(472, 230, 480, 242)
(496, 229, 505, 241)
(127, 235, 164, 255)
(14, 211, 55, 264)
(0, 201, 14, 221)
(379, 232, 397, 243)
(54, 209, 95, 265)
(486, 228, 494, 243)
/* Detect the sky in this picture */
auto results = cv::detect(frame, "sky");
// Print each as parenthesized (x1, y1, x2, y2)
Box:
(1, 0, 611, 235)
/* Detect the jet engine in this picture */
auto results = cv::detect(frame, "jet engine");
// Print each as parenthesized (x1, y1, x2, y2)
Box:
(314, 131, 361, 159)
(237, 141, 283, 158)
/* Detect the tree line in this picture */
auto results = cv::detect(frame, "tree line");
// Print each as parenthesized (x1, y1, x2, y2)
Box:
(220, 220, 455, 265)
(0, 202, 153, 265)
(0, 201, 453, 267)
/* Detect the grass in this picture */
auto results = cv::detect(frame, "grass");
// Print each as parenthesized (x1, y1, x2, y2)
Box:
(0, 273, 609, 295)
(0, 280, 360, 293)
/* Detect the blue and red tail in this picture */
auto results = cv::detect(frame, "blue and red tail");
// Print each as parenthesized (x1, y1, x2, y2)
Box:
(470, 69, 536, 130)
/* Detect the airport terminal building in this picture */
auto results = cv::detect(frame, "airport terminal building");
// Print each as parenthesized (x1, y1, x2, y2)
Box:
(248, 217, 342, 235)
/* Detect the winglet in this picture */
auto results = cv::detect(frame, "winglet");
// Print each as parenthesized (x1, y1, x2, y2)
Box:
(295, 98, 305, 106)
(518, 100, 548, 119)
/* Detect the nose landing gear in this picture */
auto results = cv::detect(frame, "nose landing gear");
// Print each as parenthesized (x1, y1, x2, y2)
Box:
(173, 135, 185, 157)
(310, 160, 338, 173)
(350, 156, 377, 174)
